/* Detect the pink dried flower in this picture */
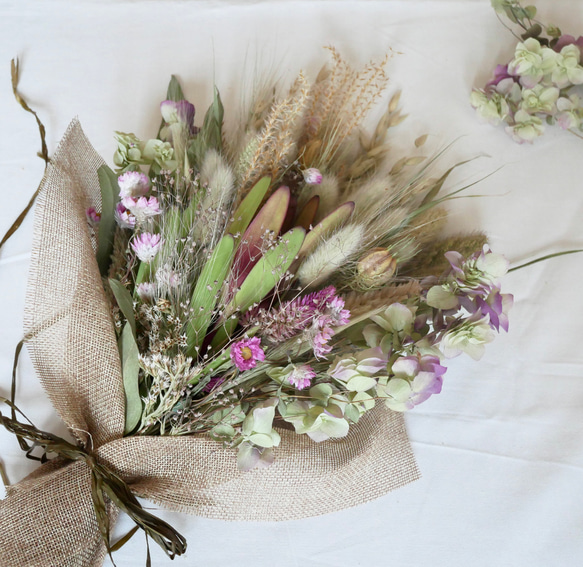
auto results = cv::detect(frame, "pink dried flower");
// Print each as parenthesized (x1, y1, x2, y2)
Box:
(122, 196, 161, 221)
(136, 282, 156, 302)
(114, 203, 136, 229)
(230, 337, 265, 371)
(312, 325, 334, 358)
(86, 207, 101, 226)
(287, 365, 316, 390)
(117, 171, 150, 199)
(131, 232, 162, 263)
(302, 168, 323, 185)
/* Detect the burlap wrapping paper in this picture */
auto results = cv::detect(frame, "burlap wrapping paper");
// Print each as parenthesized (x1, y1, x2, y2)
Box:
(0, 119, 420, 567)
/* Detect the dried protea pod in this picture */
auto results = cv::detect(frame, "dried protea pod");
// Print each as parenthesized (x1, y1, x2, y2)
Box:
(356, 247, 397, 288)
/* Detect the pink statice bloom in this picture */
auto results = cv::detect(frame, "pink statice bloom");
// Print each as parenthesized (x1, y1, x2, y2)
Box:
(117, 171, 150, 199)
(122, 196, 161, 222)
(287, 365, 316, 390)
(114, 203, 136, 229)
(230, 337, 265, 371)
(86, 207, 101, 226)
(302, 168, 323, 185)
(131, 232, 162, 263)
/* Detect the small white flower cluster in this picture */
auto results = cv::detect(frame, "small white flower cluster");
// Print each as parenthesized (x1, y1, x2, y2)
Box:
(471, 36, 583, 143)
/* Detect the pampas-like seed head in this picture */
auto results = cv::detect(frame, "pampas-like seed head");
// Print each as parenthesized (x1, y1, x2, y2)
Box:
(297, 223, 365, 288)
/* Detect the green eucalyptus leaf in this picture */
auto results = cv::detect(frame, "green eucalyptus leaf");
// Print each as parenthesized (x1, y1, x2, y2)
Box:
(109, 279, 136, 337)
(96, 165, 119, 276)
(310, 383, 333, 402)
(319, 416, 349, 438)
(119, 322, 142, 434)
(211, 424, 236, 439)
(186, 235, 235, 354)
(248, 433, 275, 448)
(521, 23, 542, 40)
(344, 403, 361, 423)
(226, 226, 305, 317)
(346, 375, 378, 393)
(228, 176, 271, 239)
(524, 5, 537, 19)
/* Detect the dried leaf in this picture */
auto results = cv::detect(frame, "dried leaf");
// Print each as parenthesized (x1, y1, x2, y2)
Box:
(388, 90, 401, 113)
(415, 134, 428, 147)
(405, 156, 426, 166)
(119, 323, 141, 434)
(96, 165, 120, 276)
(109, 279, 136, 337)
(388, 112, 408, 127)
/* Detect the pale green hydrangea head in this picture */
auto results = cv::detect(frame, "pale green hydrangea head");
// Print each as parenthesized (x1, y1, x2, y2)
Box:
(237, 398, 281, 471)
(113, 131, 144, 170)
(552, 44, 583, 88)
(556, 95, 583, 129)
(328, 346, 387, 392)
(363, 303, 416, 353)
(521, 84, 559, 114)
(506, 109, 545, 143)
(441, 315, 496, 360)
(141, 139, 178, 171)
(508, 38, 556, 88)
(470, 90, 510, 126)
(279, 383, 350, 442)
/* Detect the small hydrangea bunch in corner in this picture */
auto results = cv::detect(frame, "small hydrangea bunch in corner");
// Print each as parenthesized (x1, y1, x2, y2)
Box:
(471, 0, 583, 143)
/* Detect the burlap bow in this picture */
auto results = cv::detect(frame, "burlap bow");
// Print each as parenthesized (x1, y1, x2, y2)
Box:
(0, 120, 420, 567)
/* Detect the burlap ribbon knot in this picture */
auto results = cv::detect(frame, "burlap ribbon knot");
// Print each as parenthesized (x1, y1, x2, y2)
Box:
(0, 120, 420, 567)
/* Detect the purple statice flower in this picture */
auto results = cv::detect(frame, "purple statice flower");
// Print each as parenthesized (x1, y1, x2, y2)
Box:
(117, 171, 150, 199)
(287, 364, 316, 390)
(302, 168, 323, 185)
(86, 207, 100, 226)
(131, 232, 162, 263)
(114, 202, 136, 229)
(384, 354, 446, 412)
(230, 337, 265, 371)
(122, 196, 161, 222)
(160, 99, 196, 135)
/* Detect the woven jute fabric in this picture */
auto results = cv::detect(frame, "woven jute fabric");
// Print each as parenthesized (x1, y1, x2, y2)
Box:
(0, 119, 420, 567)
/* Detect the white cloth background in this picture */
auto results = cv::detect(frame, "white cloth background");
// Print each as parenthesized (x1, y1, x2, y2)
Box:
(1, 1, 582, 565)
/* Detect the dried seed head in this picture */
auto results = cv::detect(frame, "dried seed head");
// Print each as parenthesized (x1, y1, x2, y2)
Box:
(356, 247, 397, 287)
